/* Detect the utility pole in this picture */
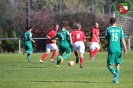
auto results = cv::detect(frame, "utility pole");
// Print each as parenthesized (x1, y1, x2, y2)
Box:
(27, 0, 30, 28)
(59, 0, 62, 29)
(91, 0, 94, 27)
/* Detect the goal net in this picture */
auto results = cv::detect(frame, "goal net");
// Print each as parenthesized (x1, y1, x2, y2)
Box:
(113, 11, 133, 50)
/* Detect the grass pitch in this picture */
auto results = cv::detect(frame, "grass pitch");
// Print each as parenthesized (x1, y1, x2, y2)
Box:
(0, 51, 133, 88)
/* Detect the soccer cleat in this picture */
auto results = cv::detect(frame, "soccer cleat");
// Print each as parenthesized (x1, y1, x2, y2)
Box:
(50, 59, 54, 63)
(60, 57, 63, 63)
(89, 56, 95, 60)
(76, 57, 79, 63)
(28, 60, 31, 62)
(80, 64, 83, 68)
(113, 74, 119, 83)
(57, 65, 59, 67)
(39, 59, 43, 64)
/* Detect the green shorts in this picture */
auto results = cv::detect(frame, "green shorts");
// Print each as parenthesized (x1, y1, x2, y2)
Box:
(24, 42, 33, 51)
(107, 52, 122, 65)
(59, 45, 71, 54)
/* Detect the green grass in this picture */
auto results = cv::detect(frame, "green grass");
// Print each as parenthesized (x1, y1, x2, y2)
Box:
(0, 51, 133, 88)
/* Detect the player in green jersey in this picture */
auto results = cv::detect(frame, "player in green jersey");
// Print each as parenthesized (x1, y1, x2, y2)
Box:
(51, 25, 71, 66)
(105, 17, 127, 83)
(21, 27, 35, 62)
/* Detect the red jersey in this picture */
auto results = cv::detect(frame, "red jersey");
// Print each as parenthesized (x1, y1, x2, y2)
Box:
(47, 29, 57, 44)
(90, 27, 99, 42)
(71, 29, 86, 43)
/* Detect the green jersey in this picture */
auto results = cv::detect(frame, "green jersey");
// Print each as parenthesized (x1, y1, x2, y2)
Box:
(105, 26, 125, 52)
(21, 31, 32, 43)
(54, 29, 70, 47)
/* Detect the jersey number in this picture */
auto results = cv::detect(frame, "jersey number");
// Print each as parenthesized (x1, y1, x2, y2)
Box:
(77, 33, 80, 39)
(112, 33, 118, 41)
(61, 34, 64, 40)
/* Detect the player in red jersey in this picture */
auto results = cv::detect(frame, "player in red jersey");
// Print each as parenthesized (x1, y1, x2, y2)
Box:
(89, 22, 100, 60)
(39, 24, 59, 63)
(70, 24, 86, 68)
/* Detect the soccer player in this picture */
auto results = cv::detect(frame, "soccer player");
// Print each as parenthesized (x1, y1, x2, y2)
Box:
(70, 24, 86, 68)
(105, 17, 127, 83)
(39, 24, 59, 63)
(51, 25, 71, 66)
(89, 22, 100, 60)
(21, 27, 35, 62)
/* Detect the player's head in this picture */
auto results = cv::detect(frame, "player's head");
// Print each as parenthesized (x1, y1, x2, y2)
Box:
(75, 24, 81, 30)
(110, 17, 116, 25)
(54, 24, 59, 31)
(93, 22, 99, 28)
(61, 25, 66, 30)
(27, 27, 32, 32)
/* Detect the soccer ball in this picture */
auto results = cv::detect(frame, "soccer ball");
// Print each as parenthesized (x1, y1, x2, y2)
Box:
(69, 61, 74, 66)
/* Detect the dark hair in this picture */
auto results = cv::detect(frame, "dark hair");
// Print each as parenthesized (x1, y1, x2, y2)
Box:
(110, 17, 116, 25)
(93, 21, 98, 26)
(27, 27, 32, 30)
(54, 24, 59, 27)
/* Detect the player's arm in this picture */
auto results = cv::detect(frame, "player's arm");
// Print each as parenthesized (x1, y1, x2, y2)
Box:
(69, 33, 73, 45)
(29, 33, 35, 43)
(50, 34, 58, 40)
(92, 34, 99, 42)
(91, 28, 99, 42)
(29, 37, 35, 43)
(46, 31, 58, 42)
(21, 34, 24, 41)
(30, 38, 35, 43)
(83, 32, 86, 42)
(121, 38, 127, 54)
(46, 35, 51, 39)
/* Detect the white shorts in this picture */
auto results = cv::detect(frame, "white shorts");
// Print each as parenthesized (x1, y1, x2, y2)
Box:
(73, 41, 85, 53)
(90, 42, 100, 50)
(46, 44, 58, 52)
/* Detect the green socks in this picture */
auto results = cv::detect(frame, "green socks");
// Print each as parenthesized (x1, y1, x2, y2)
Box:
(116, 68, 120, 76)
(108, 66, 116, 74)
(63, 53, 70, 60)
(57, 56, 61, 65)
(27, 53, 30, 61)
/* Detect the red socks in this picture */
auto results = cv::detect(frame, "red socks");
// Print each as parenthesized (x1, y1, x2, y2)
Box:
(41, 53, 48, 61)
(51, 50, 57, 60)
(93, 49, 99, 55)
(80, 57, 84, 65)
(90, 49, 99, 58)
(90, 50, 94, 58)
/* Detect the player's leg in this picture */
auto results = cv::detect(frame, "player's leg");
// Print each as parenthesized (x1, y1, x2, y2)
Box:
(57, 46, 64, 66)
(107, 52, 116, 74)
(79, 41, 85, 68)
(89, 42, 95, 60)
(40, 44, 50, 63)
(24, 44, 30, 62)
(74, 50, 79, 63)
(112, 64, 120, 83)
(107, 52, 119, 83)
(62, 46, 71, 60)
(26, 43, 33, 62)
(79, 52, 84, 68)
(73, 42, 79, 63)
(114, 52, 122, 83)
(50, 44, 58, 62)
(93, 42, 100, 57)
